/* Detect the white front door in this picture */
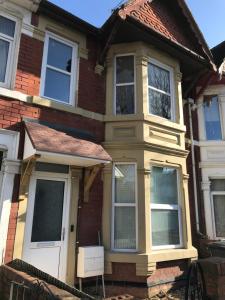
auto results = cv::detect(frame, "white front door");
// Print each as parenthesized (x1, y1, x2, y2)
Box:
(23, 173, 70, 281)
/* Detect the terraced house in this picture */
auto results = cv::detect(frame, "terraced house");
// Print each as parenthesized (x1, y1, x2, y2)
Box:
(0, 0, 215, 298)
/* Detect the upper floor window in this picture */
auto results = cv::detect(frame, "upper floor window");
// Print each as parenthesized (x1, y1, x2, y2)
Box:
(203, 96, 222, 140)
(0, 14, 16, 88)
(41, 32, 78, 105)
(148, 60, 174, 120)
(115, 55, 135, 115)
(112, 163, 137, 251)
(151, 166, 182, 249)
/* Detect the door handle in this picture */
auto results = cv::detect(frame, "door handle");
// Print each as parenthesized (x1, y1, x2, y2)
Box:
(62, 228, 65, 241)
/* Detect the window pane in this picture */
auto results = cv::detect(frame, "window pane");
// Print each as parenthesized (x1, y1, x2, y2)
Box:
(44, 68, 71, 103)
(0, 39, 9, 83)
(149, 89, 171, 119)
(114, 207, 136, 249)
(47, 38, 72, 72)
(152, 210, 180, 246)
(151, 167, 178, 205)
(0, 16, 15, 37)
(116, 85, 134, 114)
(204, 97, 222, 140)
(213, 195, 225, 237)
(148, 63, 170, 93)
(116, 56, 134, 84)
(31, 179, 65, 242)
(115, 164, 136, 203)
(211, 179, 225, 191)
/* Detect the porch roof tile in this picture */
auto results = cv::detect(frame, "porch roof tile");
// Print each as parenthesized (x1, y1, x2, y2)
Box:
(24, 121, 112, 162)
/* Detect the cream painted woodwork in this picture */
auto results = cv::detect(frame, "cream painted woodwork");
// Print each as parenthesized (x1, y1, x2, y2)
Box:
(0, 129, 20, 265)
(198, 84, 225, 239)
(103, 42, 197, 277)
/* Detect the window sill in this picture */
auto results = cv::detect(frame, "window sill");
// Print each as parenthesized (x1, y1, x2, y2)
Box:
(105, 247, 197, 277)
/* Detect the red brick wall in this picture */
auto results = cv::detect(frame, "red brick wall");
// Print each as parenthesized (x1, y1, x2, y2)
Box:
(14, 32, 105, 114)
(77, 172, 104, 247)
(15, 34, 43, 96)
(0, 96, 105, 262)
(78, 37, 106, 115)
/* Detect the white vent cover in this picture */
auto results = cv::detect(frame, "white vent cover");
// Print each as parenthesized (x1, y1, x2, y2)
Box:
(77, 246, 104, 278)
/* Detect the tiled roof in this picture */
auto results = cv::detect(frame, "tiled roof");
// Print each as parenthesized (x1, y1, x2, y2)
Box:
(25, 121, 112, 162)
(118, 0, 203, 53)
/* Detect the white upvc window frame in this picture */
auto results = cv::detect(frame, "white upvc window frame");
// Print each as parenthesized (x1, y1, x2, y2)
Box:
(114, 54, 136, 115)
(111, 162, 138, 252)
(210, 179, 225, 239)
(0, 12, 19, 89)
(150, 165, 183, 250)
(147, 58, 175, 121)
(40, 31, 78, 106)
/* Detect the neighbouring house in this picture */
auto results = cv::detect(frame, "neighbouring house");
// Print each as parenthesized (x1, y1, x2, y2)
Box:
(0, 0, 215, 298)
(194, 41, 225, 245)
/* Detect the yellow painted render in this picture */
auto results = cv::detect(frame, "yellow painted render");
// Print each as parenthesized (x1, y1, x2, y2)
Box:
(103, 42, 196, 276)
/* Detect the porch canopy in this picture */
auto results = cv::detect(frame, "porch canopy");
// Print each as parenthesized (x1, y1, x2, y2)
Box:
(23, 121, 112, 167)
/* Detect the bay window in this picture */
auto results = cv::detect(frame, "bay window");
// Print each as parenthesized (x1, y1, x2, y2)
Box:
(211, 179, 225, 238)
(151, 166, 182, 249)
(112, 163, 137, 251)
(115, 55, 135, 115)
(203, 96, 222, 140)
(0, 14, 16, 87)
(41, 32, 78, 105)
(148, 60, 174, 120)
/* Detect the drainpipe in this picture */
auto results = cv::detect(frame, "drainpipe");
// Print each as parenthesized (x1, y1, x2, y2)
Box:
(187, 98, 201, 234)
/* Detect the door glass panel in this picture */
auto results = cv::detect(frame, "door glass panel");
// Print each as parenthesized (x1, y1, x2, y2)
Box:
(35, 162, 69, 174)
(213, 195, 225, 237)
(31, 179, 65, 242)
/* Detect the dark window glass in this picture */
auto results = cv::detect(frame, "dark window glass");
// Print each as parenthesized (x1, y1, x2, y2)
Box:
(0, 39, 9, 83)
(148, 63, 172, 120)
(35, 162, 69, 173)
(211, 179, 225, 191)
(115, 56, 135, 115)
(44, 68, 70, 103)
(47, 38, 72, 72)
(0, 16, 15, 37)
(116, 56, 134, 84)
(204, 96, 222, 140)
(116, 85, 134, 114)
(31, 179, 65, 242)
(0, 151, 3, 171)
(149, 89, 171, 119)
(148, 63, 170, 93)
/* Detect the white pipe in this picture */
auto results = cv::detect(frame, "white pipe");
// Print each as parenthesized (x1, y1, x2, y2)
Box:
(188, 98, 200, 233)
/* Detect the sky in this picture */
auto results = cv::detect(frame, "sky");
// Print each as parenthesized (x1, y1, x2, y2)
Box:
(49, 0, 225, 49)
